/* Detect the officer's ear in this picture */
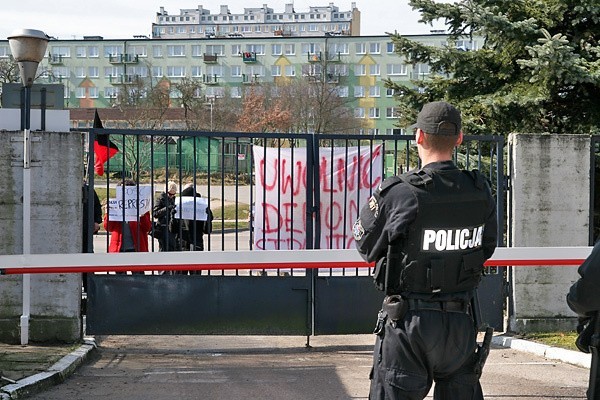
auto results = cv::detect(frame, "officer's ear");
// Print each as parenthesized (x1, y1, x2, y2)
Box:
(455, 132, 464, 147)
(415, 128, 425, 145)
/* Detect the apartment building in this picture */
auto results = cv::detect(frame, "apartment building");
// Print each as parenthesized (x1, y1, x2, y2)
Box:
(152, 2, 360, 39)
(0, 34, 478, 134)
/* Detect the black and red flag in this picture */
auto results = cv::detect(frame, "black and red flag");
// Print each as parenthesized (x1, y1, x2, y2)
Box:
(92, 109, 119, 176)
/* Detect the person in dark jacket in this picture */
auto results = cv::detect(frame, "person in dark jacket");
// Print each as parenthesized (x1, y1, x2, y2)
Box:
(152, 181, 181, 252)
(178, 184, 213, 275)
(567, 241, 600, 353)
(354, 101, 497, 400)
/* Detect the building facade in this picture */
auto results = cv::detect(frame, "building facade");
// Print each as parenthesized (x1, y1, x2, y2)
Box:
(152, 3, 360, 39)
(0, 34, 478, 134)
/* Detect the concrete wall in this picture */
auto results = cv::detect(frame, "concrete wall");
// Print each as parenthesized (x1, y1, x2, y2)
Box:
(0, 130, 83, 343)
(508, 134, 587, 332)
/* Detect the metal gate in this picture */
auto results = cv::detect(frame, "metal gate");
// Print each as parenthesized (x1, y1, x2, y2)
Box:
(84, 129, 506, 335)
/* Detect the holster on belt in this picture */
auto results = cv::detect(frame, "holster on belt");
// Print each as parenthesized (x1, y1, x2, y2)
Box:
(383, 295, 408, 322)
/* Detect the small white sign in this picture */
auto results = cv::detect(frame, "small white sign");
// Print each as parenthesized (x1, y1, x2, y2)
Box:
(174, 196, 209, 221)
(107, 185, 152, 221)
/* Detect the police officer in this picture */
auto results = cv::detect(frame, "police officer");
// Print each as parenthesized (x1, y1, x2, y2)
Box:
(353, 101, 497, 399)
(567, 240, 600, 353)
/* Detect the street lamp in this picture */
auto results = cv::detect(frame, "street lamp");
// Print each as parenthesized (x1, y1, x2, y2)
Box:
(8, 28, 49, 346)
(204, 96, 215, 131)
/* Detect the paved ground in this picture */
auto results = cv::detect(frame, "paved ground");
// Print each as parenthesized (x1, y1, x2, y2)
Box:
(1, 333, 592, 400)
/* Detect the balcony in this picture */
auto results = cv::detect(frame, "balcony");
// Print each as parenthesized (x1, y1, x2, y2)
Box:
(307, 52, 321, 63)
(109, 74, 141, 85)
(203, 54, 218, 63)
(242, 52, 257, 63)
(241, 73, 259, 85)
(273, 29, 292, 37)
(48, 54, 63, 64)
(109, 54, 139, 64)
(325, 52, 341, 63)
(202, 74, 219, 85)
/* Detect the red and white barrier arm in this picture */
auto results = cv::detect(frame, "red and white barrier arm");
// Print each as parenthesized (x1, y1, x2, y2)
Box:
(0, 247, 593, 275)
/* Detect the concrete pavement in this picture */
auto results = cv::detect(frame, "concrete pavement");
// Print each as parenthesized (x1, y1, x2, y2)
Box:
(1, 333, 592, 399)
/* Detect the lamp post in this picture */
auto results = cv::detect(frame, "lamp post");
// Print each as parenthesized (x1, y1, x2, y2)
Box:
(8, 28, 49, 346)
(204, 96, 215, 131)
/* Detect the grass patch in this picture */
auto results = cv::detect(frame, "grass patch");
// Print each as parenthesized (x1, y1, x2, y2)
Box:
(518, 331, 579, 351)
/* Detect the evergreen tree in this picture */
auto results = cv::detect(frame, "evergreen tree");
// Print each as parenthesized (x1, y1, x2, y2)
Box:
(388, 0, 600, 135)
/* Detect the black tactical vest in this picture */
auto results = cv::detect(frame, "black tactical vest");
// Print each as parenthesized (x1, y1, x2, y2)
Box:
(392, 168, 491, 294)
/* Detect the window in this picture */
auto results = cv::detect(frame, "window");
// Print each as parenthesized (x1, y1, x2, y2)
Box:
(0, 46, 9, 58)
(153, 45, 163, 58)
(369, 86, 380, 97)
(284, 44, 295, 55)
(51, 46, 70, 57)
(415, 63, 430, 76)
(167, 66, 186, 77)
(104, 66, 122, 78)
(387, 64, 407, 76)
(231, 44, 242, 55)
(301, 43, 321, 54)
(191, 45, 202, 57)
(354, 108, 365, 118)
(88, 66, 99, 78)
(191, 66, 202, 77)
(386, 107, 397, 118)
(285, 65, 296, 77)
(246, 44, 265, 55)
(329, 42, 349, 54)
(75, 67, 86, 78)
(369, 42, 381, 54)
(369, 108, 380, 118)
(76, 46, 86, 58)
(53, 67, 70, 78)
(177, 26, 186, 34)
(206, 65, 223, 77)
(335, 86, 348, 97)
(355, 64, 366, 76)
(76, 87, 86, 98)
(309, 24, 318, 31)
(126, 66, 147, 77)
(271, 44, 282, 55)
(386, 88, 396, 97)
(89, 87, 99, 98)
(167, 45, 185, 57)
(246, 65, 265, 76)
(354, 86, 365, 97)
(152, 66, 163, 77)
(129, 45, 147, 57)
(355, 43, 366, 54)
(205, 45, 225, 56)
(230, 86, 241, 98)
(104, 45, 122, 57)
(271, 65, 281, 76)
(230, 65, 242, 77)
(386, 42, 396, 53)
(88, 46, 99, 58)
(369, 64, 380, 76)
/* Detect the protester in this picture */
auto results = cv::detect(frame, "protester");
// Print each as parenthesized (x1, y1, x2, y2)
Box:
(153, 180, 181, 252)
(104, 180, 152, 274)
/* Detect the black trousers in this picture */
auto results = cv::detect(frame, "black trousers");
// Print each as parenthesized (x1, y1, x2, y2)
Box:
(369, 309, 483, 400)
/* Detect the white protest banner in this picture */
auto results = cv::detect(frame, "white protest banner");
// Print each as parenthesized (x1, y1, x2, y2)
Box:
(107, 185, 152, 221)
(174, 196, 209, 221)
(252, 145, 383, 251)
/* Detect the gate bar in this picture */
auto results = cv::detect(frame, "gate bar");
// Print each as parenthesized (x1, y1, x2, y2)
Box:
(0, 247, 592, 275)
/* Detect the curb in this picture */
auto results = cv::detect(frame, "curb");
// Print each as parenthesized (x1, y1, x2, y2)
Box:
(0, 338, 96, 400)
(493, 335, 591, 368)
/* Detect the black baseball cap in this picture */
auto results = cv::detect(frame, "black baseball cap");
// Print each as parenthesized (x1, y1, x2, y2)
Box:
(412, 101, 461, 135)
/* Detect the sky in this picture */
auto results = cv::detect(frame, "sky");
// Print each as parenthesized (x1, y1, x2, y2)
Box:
(0, 0, 446, 41)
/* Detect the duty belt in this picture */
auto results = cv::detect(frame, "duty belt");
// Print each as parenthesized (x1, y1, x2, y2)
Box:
(407, 298, 469, 314)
